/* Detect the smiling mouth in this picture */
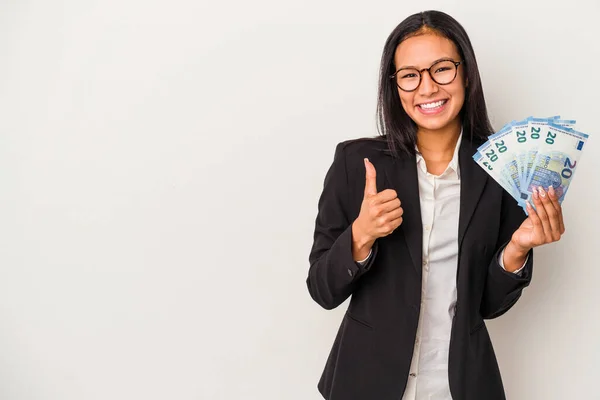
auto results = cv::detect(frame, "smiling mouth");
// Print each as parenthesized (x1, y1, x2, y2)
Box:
(417, 99, 448, 110)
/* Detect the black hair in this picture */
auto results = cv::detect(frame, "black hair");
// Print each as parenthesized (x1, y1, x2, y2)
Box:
(376, 10, 494, 157)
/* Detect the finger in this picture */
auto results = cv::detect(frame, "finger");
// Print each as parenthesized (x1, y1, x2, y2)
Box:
(531, 187, 553, 243)
(525, 200, 544, 244)
(385, 205, 404, 220)
(538, 186, 561, 241)
(386, 216, 403, 234)
(363, 158, 377, 197)
(370, 199, 401, 220)
(548, 185, 565, 234)
(379, 197, 401, 213)
(525, 200, 544, 247)
(375, 189, 399, 204)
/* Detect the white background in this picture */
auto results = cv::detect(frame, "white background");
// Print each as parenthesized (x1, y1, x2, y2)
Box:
(1, 1, 599, 399)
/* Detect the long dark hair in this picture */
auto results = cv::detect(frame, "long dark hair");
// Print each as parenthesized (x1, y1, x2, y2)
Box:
(376, 10, 494, 157)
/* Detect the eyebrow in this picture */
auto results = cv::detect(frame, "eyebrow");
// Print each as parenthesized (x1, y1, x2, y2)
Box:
(397, 57, 454, 70)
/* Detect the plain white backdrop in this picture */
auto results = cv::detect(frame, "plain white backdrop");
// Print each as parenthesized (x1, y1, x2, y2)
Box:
(1, 0, 599, 399)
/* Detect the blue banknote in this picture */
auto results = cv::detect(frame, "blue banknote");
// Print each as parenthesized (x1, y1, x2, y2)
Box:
(473, 116, 589, 214)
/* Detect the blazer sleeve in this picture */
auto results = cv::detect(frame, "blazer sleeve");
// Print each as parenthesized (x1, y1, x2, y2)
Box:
(480, 188, 534, 319)
(306, 142, 379, 310)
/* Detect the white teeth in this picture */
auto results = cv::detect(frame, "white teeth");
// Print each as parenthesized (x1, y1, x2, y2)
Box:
(419, 100, 446, 109)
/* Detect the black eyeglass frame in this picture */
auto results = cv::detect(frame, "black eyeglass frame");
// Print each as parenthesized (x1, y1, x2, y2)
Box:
(389, 59, 463, 92)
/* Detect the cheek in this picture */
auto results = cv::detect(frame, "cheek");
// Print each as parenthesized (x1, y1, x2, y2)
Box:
(453, 86, 466, 108)
(454, 76, 467, 103)
(446, 81, 466, 109)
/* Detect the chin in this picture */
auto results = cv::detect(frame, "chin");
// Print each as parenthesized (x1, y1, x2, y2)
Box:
(411, 115, 459, 132)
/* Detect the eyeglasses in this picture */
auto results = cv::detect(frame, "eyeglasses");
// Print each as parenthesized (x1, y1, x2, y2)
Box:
(390, 59, 463, 92)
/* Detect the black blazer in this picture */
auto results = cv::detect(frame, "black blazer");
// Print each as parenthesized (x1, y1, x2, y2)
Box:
(307, 135, 534, 400)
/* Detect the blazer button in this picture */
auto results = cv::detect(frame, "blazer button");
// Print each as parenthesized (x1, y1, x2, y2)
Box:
(347, 268, 353, 277)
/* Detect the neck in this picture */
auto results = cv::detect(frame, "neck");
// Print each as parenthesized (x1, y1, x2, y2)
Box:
(416, 120, 462, 162)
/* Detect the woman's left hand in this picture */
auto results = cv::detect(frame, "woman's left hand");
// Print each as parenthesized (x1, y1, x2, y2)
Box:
(510, 185, 566, 254)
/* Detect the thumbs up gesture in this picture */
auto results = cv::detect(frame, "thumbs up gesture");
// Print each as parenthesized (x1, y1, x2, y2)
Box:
(352, 158, 404, 247)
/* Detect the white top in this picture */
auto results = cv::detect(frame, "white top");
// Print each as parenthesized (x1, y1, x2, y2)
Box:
(357, 132, 525, 399)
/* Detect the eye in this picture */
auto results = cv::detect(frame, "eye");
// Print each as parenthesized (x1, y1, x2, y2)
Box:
(435, 67, 451, 73)
(400, 72, 418, 79)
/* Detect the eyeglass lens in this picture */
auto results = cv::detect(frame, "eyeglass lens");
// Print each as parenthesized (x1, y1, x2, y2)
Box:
(395, 60, 458, 91)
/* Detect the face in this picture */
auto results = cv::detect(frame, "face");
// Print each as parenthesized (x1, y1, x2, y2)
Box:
(393, 33, 466, 133)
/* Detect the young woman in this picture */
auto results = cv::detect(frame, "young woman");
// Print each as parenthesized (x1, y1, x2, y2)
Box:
(307, 10, 564, 400)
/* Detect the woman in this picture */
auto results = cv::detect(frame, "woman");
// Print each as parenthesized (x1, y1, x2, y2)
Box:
(307, 10, 564, 400)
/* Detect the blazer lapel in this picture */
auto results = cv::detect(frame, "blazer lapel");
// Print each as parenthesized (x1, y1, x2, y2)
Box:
(377, 135, 488, 276)
(458, 137, 489, 249)
(380, 152, 423, 277)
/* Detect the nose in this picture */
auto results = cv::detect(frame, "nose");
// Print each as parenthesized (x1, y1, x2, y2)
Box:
(418, 70, 438, 96)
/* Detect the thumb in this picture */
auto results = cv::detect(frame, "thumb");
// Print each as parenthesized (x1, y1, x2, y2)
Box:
(364, 158, 377, 197)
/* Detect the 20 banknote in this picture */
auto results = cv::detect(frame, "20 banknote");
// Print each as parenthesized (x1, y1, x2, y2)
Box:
(473, 116, 589, 213)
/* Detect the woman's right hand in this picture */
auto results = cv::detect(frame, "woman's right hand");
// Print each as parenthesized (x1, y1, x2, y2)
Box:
(351, 158, 403, 258)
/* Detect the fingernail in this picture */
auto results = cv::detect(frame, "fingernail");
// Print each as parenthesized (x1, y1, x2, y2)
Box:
(526, 200, 532, 209)
(532, 187, 538, 200)
(538, 186, 546, 198)
(364, 158, 369, 165)
(549, 185, 555, 196)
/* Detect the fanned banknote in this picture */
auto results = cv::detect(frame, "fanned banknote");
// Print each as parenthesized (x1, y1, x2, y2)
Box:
(473, 116, 589, 213)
